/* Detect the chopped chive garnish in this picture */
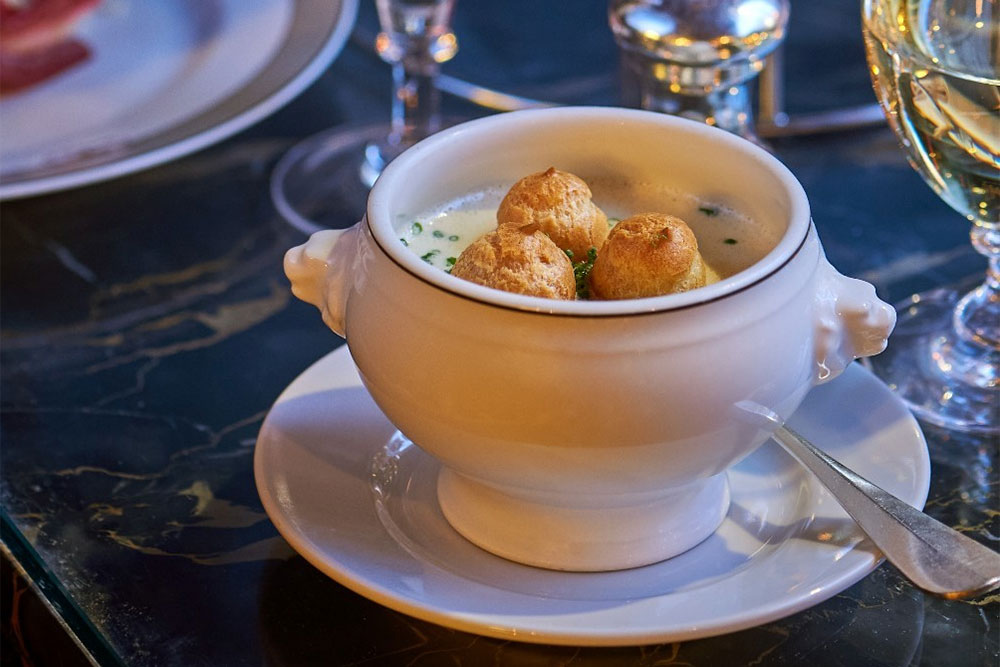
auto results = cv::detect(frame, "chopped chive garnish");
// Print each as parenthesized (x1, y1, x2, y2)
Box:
(448, 235, 460, 242)
(399, 238, 408, 246)
(570, 247, 598, 299)
(432, 230, 445, 238)
(411, 221, 423, 235)
(446, 257, 457, 266)
(420, 249, 440, 263)
(698, 206, 719, 217)
(724, 238, 738, 245)
(608, 217, 620, 226)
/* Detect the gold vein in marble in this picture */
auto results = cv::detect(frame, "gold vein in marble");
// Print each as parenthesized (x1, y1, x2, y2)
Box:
(85, 280, 289, 375)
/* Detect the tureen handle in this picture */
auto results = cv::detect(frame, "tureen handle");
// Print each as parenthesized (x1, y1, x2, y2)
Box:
(284, 223, 362, 338)
(813, 256, 896, 384)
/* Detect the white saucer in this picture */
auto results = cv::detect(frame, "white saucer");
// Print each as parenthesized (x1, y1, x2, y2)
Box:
(254, 347, 930, 646)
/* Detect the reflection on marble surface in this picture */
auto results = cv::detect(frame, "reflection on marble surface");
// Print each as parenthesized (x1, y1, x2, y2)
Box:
(1, 136, 313, 664)
(1, 0, 997, 665)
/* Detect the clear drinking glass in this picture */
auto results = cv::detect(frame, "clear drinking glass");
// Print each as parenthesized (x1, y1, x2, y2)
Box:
(608, 0, 789, 142)
(271, 0, 458, 234)
(861, 0, 998, 432)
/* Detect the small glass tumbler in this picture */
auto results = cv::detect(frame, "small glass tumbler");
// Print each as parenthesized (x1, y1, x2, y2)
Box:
(609, 0, 789, 141)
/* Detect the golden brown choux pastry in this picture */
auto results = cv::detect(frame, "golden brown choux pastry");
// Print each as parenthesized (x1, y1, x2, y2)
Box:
(496, 167, 609, 260)
(589, 213, 717, 299)
(451, 223, 576, 300)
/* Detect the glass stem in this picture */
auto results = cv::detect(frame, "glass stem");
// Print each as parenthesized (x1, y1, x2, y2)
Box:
(954, 222, 1000, 350)
(362, 0, 456, 187)
(362, 54, 443, 188)
(387, 55, 442, 160)
(934, 221, 1000, 390)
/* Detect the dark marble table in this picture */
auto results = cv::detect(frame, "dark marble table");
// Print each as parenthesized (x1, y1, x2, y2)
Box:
(2, 2, 997, 665)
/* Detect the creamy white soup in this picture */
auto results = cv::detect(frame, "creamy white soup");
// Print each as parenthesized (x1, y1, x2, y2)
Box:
(400, 178, 779, 285)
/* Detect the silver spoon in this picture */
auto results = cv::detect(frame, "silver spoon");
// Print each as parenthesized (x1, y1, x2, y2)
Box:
(744, 403, 1000, 599)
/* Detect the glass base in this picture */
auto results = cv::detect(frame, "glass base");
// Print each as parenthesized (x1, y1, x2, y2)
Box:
(863, 287, 999, 434)
(270, 125, 388, 235)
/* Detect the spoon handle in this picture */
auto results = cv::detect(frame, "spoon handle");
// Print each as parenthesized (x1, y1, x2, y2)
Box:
(772, 424, 1000, 599)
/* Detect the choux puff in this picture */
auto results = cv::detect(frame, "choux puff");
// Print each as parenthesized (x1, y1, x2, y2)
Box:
(589, 212, 719, 300)
(451, 223, 576, 300)
(496, 167, 609, 260)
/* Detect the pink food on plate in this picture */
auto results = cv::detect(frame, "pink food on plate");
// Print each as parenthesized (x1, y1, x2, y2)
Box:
(0, 0, 101, 94)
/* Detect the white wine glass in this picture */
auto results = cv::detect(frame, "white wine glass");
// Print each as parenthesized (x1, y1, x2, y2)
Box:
(861, 0, 998, 432)
(271, 0, 458, 234)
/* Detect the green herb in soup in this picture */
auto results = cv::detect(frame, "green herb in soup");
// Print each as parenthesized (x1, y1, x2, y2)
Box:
(565, 247, 598, 300)
(399, 178, 777, 294)
(400, 206, 499, 272)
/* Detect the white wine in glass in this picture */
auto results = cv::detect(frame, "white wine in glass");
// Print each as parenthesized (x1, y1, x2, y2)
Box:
(862, 0, 998, 432)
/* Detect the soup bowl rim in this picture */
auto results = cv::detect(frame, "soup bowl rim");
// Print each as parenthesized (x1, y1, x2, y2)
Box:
(366, 106, 812, 317)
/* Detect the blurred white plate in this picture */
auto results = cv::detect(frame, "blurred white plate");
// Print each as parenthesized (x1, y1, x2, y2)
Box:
(0, 0, 357, 199)
(254, 347, 931, 646)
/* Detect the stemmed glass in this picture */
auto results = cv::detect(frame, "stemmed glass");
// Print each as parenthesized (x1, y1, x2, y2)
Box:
(861, 0, 998, 432)
(271, 0, 458, 235)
